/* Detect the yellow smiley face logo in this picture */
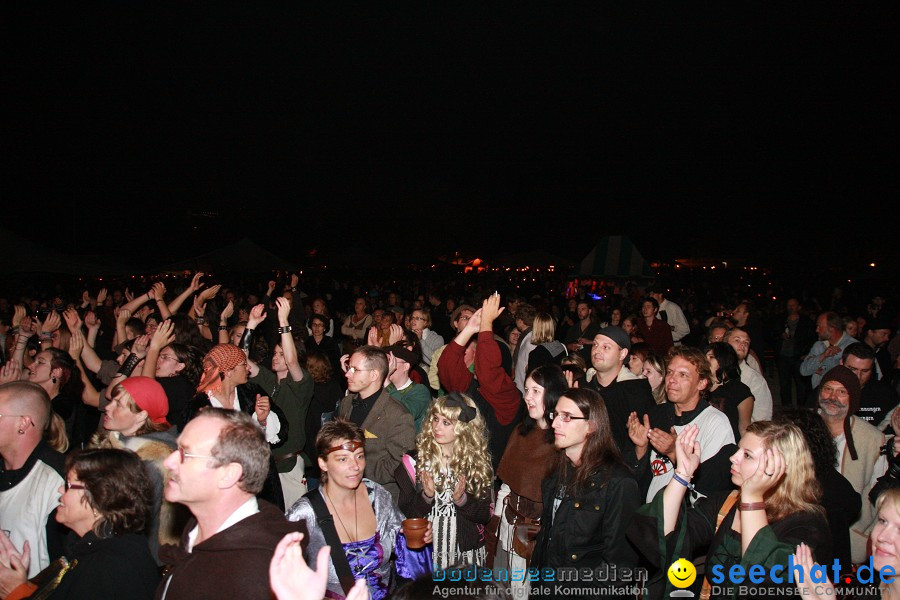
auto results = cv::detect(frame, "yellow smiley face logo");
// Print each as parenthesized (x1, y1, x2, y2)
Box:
(667, 558, 697, 588)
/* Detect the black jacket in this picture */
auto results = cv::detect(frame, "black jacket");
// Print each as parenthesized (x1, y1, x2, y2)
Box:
(38, 532, 160, 600)
(532, 462, 639, 572)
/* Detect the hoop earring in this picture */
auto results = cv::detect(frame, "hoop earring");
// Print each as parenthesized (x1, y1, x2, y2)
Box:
(52, 376, 57, 384)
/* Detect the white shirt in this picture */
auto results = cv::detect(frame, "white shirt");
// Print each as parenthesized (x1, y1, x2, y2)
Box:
(645, 405, 735, 503)
(657, 299, 690, 344)
(186, 497, 260, 552)
(740, 360, 773, 422)
(208, 390, 281, 444)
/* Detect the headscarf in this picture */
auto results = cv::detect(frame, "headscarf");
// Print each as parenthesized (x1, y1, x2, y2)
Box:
(197, 344, 247, 393)
(120, 376, 170, 425)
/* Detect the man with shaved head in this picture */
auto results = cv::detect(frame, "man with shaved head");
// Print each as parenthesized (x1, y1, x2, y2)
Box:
(0, 382, 66, 577)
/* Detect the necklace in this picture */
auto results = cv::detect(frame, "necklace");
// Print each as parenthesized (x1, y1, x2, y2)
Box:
(323, 485, 358, 543)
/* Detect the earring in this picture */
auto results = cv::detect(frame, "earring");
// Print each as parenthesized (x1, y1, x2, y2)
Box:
(52, 376, 57, 384)
(18, 429, 25, 434)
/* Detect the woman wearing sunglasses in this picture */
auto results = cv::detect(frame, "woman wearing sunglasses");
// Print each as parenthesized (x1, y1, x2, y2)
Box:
(530, 388, 639, 599)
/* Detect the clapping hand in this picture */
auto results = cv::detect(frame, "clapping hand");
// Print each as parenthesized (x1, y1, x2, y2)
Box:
(673, 424, 701, 478)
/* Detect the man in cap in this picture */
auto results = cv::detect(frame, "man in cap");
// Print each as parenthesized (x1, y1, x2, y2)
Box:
(582, 326, 655, 456)
(817, 365, 886, 564)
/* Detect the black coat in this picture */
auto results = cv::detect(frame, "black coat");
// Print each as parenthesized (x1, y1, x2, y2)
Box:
(38, 532, 160, 600)
(531, 462, 639, 598)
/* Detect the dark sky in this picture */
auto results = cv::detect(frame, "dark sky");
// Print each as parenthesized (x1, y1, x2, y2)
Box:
(3, 4, 898, 271)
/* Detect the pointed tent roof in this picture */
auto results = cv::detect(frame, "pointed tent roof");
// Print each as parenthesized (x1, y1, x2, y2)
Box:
(574, 235, 654, 278)
(152, 238, 297, 273)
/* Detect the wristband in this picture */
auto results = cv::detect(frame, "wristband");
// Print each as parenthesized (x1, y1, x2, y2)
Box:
(40, 332, 53, 341)
(195, 317, 206, 325)
(218, 325, 228, 331)
(672, 472, 696, 492)
(739, 501, 766, 512)
(278, 325, 293, 334)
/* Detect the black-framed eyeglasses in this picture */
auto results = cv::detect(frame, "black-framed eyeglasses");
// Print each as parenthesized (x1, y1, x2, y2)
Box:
(65, 481, 86, 491)
(549, 412, 587, 423)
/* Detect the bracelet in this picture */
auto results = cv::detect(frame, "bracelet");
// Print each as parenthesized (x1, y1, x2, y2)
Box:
(672, 472, 696, 492)
(40, 332, 53, 341)
(195, 317, 206, 325)
(218, 325, 228, 331)
(739, 501, 766, 512)
(278, 325, 292, 334)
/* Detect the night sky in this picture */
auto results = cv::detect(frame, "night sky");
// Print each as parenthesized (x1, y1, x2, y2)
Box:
(3, 4, 898, 273)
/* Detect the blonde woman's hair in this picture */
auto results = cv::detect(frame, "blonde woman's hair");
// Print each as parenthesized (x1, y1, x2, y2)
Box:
(875, 487, 900, 519)
(530, 313, 557, 345)
(416, 394, 493, 500)
(47, 412, 69, 454)
(745, 420, 824, 522)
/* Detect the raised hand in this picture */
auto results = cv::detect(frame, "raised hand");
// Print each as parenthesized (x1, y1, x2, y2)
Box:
(255, 394, 271, 424)
(192, 296, 207, 320)
(648, 426, 677, 458)
(792, 543, 832, 600)
(63, 308, 82, 334)
(267, 280, 277, 295)
(116, 308, 133, 324)
(41, 310, 61, 333)
(150, 281, 166, 301)
(480, 292, 505, 327)
(124, 288, 134, 302)
(627, 412, 650, 448)
(132, 334, 151, 359)
(275, 297, 291, 325)
(149, 319, 175, 351)
(673, 424, 701, 478)
(388, 323, 404, 345)
(367, 326, 380, 347)
(189, 272, 205, 292)
(68, 328, 85, 361)
(198, 284, 222, 302)
(96, 288, 108, 305)
(0, 359, 21, 385)
(248, 304, 267, 329)
(81, 290, 91, 307)
(18, 316, 34, 337)
(290, 273, 299, 289)
(11, 306, 25, 329)
(84, 311, 100, 331)
(220, 300, 235, 323)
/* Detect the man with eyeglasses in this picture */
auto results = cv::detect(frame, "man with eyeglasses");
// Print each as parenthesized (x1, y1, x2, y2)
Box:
(816, 365, 886, 565)
(335, 345, 414, 503)
(0, 382, 66, 578)
(157, 408, 306, 600)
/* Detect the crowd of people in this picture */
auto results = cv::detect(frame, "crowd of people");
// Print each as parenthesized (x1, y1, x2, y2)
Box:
(0, 268, 898, 599)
